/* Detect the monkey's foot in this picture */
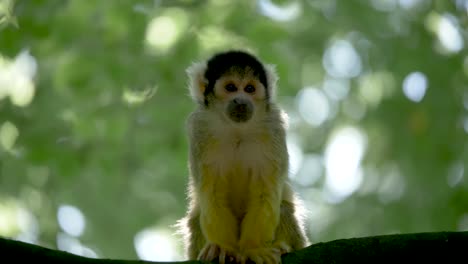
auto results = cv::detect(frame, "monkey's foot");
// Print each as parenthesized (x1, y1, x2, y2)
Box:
(273, 241, 292, 255)
(198, 243, 236, 264)
(237, 247, 282, 264)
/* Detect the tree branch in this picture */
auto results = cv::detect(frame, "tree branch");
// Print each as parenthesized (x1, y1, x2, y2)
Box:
(1, 231, 467, 263)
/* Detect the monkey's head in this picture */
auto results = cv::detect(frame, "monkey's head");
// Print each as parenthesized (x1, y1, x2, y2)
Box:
(187, 50, 278, 124)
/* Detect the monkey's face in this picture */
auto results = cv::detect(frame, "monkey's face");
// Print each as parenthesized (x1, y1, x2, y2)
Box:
(213, 71, 267, 123)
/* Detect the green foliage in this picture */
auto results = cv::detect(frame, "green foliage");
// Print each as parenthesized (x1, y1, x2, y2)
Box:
(0, 0, 467, 261)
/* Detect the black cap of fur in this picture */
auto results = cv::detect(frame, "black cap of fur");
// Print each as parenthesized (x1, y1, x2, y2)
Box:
(203, 51, 269, 106)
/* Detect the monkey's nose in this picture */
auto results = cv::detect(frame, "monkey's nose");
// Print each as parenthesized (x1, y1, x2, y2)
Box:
(233, 99, 250, 113)
(233, 98, 248, 105)
(236, 102, 247, 111)
(228, 98, 253, 123)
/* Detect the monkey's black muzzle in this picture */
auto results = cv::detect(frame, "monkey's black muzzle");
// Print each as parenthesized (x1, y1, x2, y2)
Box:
(227, 98, 253, 123)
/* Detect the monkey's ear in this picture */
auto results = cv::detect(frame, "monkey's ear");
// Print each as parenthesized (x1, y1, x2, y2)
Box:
(265, 64, 279, 100)
(186, 62, 208, 103)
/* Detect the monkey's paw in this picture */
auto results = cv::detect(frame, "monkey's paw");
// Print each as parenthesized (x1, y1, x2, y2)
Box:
(198, 243, 236, 264)
(274, 241, 292, 255)
(237, 247, 282, 264)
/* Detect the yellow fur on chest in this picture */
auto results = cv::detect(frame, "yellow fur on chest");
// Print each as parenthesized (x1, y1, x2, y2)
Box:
(202, 133, 272, 217)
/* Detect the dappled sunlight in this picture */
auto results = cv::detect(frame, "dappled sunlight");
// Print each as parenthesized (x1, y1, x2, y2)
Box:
(57, 204, 86, 237)
(324, 127, 367, 203)
(323, 40, 362, 79)
(0, 198, 38, 243)
(358, 72, 396, 107)
(1, 0, 467, 259)
(0, 50, 37, 107)
(56, 232, 98, 258)
(134, 228, 181, 262)
(435, 14, 464, 53)
(56, 205, 95, 257)
(257, 0, 301, 22)
(145, 8, 189, 54)
(322, 77, 349, 102)
(426, 12, 464, 54)
(296, 87, 331, 127)
(122, 86, 157, 106)
(402, 72, 428, 103)
(0, 121, 19, 153)
(0, 0, 17, 28)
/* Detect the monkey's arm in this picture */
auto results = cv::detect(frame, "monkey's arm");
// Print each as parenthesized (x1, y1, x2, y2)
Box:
(238, 170, 282, 262)
(197, 164, 239, 254)
(186, 116, 239, 260)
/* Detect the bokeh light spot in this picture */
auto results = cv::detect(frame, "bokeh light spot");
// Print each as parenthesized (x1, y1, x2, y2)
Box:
(359, 74, 386, 107)
(0, 121, 19, 152)
(57, 205, 86, 237)
(122, 86, 157, 106)
(57, 233, 97, 258)
(323, 40, 362, 79)
(402, 71, 427, 102)
(437, 14, 464, 53)
(0, 199, 38, 243)
(134, 228, 179, 261)
(0, 50, 37, 107)
(258, 0, 301, 21)
(297, 87, 330, 126)
(324, 127, 367, 203)
(323, 77, 350, 101)
(145, 9, 188, 53)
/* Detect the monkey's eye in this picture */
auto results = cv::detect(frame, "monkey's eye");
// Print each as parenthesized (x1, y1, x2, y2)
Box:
(225, 84, 237, 92)
(244, 85, 255, 93)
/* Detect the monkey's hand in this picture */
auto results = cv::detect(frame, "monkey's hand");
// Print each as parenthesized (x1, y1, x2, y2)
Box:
(236, 247, 281, 264)
(198, 165, 239, 262)
(273, 241, 292, 255)
(198, 243, 237, 264)
(238, 179, 282, 263)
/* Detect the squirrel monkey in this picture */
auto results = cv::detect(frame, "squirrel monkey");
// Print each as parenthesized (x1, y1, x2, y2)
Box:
(178, 50, 309, 264)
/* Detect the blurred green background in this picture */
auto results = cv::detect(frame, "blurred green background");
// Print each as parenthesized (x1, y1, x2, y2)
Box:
(0, 0, 467, 261)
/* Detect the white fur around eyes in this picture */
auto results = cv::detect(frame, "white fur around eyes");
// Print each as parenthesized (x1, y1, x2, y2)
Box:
(186, 61, 279, 103)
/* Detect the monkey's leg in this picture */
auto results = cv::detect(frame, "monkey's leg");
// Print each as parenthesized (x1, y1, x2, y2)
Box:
(238, 179, 282, 264)
(198, 165, 239, 262)
(272, 200, 309, 254)
(184, 209, 205, 260)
